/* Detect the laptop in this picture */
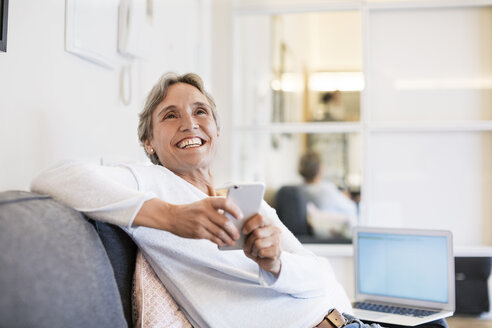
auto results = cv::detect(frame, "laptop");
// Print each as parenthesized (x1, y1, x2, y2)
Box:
(352, 227, 455, 326)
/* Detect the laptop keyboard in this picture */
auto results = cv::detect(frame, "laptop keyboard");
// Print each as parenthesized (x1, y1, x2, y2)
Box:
(353, 302, 439, 318)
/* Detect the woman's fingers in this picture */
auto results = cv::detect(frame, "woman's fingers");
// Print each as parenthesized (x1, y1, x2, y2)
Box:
(209, 197, 243, 220)
(248, 237, 274, 258)
(200, 227, 229, 247)
(242, 213, 266, 235)
(244, 225, 281, 257)
(207, 197, 242, 241)
(203, 219, 237, 246)
(261, 245, 281, 259)
(169, 197, 243, 246)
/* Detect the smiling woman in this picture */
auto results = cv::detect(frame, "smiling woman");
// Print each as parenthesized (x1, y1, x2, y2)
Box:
(137, 73, 222, 195)
(145, 83, 219, 186)
(138, 73, 220, 167)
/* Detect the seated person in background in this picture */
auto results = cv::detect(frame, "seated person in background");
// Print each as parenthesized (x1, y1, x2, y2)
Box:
(31, 72, 446, 328)
(298, 152, 358, 238)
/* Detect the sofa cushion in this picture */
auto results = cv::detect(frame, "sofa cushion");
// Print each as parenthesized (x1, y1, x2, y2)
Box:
(133, 251, 192, 327)
(91, 219, 138, 326)
(0, 191, 127, 328)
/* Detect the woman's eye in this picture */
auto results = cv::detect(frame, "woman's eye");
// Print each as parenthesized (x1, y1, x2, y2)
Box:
(196, 108, 207, 115)
(164, 113, 176, 120)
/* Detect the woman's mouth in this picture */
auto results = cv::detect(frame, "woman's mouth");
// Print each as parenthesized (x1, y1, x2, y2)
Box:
(177, 137, 204, 149)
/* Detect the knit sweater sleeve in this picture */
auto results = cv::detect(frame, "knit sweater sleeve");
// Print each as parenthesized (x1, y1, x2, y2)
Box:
(257, 202, 333, 299)
(30, 160, 156, 228)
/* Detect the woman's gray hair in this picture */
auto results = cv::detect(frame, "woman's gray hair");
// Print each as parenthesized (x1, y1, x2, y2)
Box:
(138, 72, 220, 165)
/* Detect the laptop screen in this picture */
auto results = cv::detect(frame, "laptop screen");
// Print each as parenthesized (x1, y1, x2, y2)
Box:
(357, 231, 449, 303)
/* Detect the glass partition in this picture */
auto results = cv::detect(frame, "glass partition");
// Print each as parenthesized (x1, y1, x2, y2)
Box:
(233, 2, 492, 246)
(234, 11, 363, 125)
(233, 9, 364, 240)
(271, 11, 363, 123)
(368, 6, 492, 122)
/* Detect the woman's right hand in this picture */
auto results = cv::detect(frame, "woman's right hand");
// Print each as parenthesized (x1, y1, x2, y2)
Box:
(134, 197, 243, 247)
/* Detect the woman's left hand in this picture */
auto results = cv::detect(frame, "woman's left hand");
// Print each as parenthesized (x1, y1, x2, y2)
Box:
(242, 213, 282, 276)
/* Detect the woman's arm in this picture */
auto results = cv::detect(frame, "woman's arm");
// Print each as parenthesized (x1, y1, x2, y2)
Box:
(31, 161, 154, 227)
(31, 161, 243, 246)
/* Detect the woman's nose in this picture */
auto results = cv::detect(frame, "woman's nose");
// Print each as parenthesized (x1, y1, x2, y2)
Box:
(180, 113, 198, 131)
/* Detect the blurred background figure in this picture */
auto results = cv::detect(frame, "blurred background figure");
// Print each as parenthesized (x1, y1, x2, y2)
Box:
(314, 90, 346, 121)
(298, 152, 358, 238)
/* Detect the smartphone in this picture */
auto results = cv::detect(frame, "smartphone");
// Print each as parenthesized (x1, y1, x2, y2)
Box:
(218, 183, 265, 250)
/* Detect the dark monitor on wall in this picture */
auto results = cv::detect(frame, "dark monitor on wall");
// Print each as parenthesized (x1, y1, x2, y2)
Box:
(0, 0, 8, 53)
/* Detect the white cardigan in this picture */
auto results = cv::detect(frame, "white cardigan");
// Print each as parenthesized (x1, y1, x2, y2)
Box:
(31, 161, 352, 328)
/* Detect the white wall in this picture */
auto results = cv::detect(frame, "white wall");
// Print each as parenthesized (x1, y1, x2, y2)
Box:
(208, 0, 235, 186)
(0, 0, 211, 191)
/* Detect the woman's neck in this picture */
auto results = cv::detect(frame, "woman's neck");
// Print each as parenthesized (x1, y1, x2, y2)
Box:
(174, 168, 216, 196)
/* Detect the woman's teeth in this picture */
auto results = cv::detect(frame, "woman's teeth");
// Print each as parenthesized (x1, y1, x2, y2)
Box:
(178, 138, 203, 149)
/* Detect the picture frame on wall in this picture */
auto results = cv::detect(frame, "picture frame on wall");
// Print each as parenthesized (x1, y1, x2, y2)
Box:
(65, 0, 118, 69)
(0, 0, 8, 52)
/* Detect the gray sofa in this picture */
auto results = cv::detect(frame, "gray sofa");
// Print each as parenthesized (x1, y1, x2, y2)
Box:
(0, 190, 137, 328)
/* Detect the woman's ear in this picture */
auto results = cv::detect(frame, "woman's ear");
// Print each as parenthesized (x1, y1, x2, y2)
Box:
(144, 140, 154, 154)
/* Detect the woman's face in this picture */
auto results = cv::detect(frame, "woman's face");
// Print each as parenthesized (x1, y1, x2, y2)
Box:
(146, 83, 219, 175)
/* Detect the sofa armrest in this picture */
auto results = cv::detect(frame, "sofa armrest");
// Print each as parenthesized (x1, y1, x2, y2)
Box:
(0, 191, 128, 328)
